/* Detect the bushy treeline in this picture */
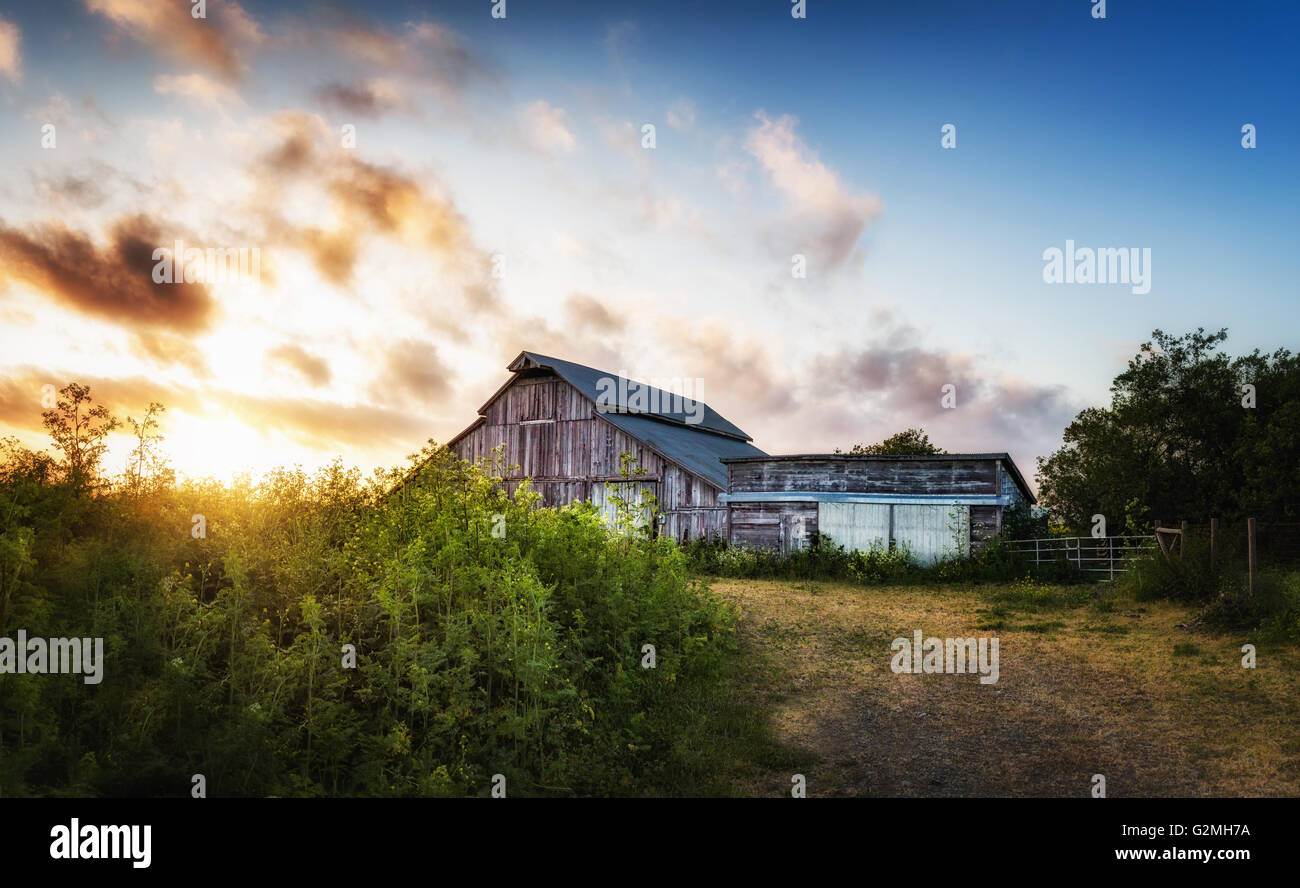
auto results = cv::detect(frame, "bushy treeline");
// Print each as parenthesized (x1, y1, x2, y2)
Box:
(1037, 328, 1300, 533)
(0, 435, 733, 797)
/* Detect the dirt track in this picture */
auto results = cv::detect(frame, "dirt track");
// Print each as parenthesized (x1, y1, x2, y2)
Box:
(711, 578, 1300, 798)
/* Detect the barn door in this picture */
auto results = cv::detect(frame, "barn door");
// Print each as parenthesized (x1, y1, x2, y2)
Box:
(817, 502, 891, 552)
(892, 504, 969, 565)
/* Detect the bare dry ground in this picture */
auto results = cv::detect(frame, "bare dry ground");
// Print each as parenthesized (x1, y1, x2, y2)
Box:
(708, 577, 1300, 798)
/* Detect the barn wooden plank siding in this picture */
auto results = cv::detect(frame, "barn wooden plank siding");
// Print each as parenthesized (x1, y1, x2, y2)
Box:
(448, 351, 766, 541)
(720, 454, 1035, 564)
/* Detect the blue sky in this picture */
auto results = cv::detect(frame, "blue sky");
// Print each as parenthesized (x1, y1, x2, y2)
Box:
(0, 0, 1295, 482)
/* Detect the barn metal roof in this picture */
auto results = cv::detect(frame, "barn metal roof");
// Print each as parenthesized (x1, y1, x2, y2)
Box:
(599, 411, 767, 490)
(509, 351, 754, 442)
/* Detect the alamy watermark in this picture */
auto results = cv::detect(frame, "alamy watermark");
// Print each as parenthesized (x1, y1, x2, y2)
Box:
(595, 374, 705, 425)
(890, 629, 999, 684)
(0, 631, 104, 684)
(152, 239, 261, 286)
(1042, 240, 1151, 295)
(50, 819, 150, 869)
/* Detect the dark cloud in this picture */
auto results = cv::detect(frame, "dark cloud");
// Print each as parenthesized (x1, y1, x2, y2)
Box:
(31, 171, 107, 209)
(132, 331, 212, 377)
(565, 292, 626, 334)
(314, 79, 409, 117)
(811, 330, 1079, 485)
(0, 214, 217, 332)
(368, 339, 454, 407)
(267, 343, 331, 387)
(260, 112, 318, 174)
(322, 18, 488, 99)
(819, 343, 978, 419)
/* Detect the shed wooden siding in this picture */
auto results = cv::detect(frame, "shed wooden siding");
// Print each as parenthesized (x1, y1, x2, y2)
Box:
(728, 457, 997, 496)
(970, 504, 1001, 546)
(999, 465, 1025, 505)
(724, 455, 1029, 560)
(451, 373, 726, 541)
(728, 502, 817, 554)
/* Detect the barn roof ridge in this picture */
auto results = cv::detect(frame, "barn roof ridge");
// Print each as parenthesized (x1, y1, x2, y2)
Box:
(485, 350, 755, 442)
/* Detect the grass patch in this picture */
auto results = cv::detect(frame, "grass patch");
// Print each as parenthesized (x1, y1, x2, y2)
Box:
(1079, 622, 1132, 636)
(691, 574, 1300, 796)
(636, 613, 808, 796)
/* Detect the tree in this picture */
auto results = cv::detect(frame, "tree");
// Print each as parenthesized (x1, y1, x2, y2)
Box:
(41, 383, 119, 491)
(1036, 329, 1300, 532)
(837, 428, 946, 455)
(126, 402, 174, 496)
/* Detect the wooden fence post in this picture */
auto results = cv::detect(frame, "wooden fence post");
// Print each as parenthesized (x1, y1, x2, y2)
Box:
(1210, 517, 1218, 571)
(1180, 520, 1187, 559)
(1247, 518, 1257, 598)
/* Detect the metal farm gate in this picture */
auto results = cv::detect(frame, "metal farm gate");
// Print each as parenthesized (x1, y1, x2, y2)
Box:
(1005, 536, 1157, 580)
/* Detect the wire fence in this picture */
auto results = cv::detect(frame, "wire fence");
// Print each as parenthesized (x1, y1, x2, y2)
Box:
(1174, 521, 1300, 568)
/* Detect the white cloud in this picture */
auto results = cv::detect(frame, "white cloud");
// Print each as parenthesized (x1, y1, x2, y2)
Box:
(744, 111, 880, 267)
(594, 116, 648, 171)
(30, 93, 113, 143)
(154, 73, 244, 109)
(522, 100, 577, 154)
(666, 97, 695, 131)
(715, 159, 750, 197)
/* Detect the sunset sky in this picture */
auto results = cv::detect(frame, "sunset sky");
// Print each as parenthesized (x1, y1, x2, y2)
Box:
(1, 0, 1295, 486)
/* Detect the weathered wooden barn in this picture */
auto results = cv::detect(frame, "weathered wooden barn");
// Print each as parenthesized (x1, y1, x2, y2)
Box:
(448, 351, 767, 541)
(721, 454, 1035, 563)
